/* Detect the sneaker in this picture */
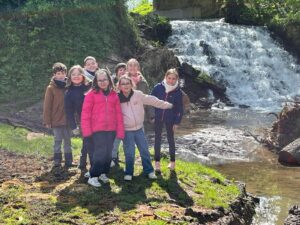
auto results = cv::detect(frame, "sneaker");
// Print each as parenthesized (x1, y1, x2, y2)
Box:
(88, 177, 101, 187)
(84, 171, 90, 178)
(155, 161, 161, 171)
(168, 161, 175, 170)
(148, 172, 157, 179)
(99, 174, 110, 183)
(124, 175, 132, 181)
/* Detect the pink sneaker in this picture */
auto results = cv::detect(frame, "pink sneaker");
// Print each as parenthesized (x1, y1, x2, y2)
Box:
(168, 161, 175, 170)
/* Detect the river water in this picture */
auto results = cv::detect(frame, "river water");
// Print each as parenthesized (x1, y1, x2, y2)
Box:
(165, 108, 300, 225)
(164, 19, 300, 224)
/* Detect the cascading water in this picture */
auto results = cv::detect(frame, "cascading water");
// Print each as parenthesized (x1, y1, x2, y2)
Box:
(167, 19, 300, 111)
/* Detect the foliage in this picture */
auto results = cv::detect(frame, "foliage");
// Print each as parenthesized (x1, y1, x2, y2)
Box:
(131, 2, 153, 15)
(223, 0, 300, 26)
(0, 0, 138, 105)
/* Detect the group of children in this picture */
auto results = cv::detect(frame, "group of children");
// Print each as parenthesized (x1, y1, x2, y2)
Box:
(43, 56, 183, 187)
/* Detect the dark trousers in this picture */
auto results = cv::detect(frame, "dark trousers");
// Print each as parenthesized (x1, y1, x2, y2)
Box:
(79, 136, 94, 169)
(154, 121, 176, 162)
(90, 131, 115, 178)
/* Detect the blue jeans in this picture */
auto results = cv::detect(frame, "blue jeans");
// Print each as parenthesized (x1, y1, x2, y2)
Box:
(112, 138, 122, 159)
(123, 128, 154, 176)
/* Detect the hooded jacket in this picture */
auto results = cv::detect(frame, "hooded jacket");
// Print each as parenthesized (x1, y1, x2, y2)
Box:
(81, 89, 124, 139)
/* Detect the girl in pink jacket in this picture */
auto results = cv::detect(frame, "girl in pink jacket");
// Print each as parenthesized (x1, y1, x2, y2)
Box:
(118, 75, 172, 181)
(81, 69, 124, 187)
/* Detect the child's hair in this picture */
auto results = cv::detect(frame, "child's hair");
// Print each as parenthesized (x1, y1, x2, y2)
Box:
(115, 62, 127, 74)
(92, 69, 114, 92)
(66, 65, 86, 87)
(84, 56, 97, 65)
(127, 58, 140, 70)
(165, 68, 179, 79)
(118, 75, 136, 89)
(52, 62, 67, 74)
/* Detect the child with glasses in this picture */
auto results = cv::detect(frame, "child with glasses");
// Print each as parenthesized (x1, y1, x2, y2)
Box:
(118, 75, 172, 181)
(81, 69, 124, 187)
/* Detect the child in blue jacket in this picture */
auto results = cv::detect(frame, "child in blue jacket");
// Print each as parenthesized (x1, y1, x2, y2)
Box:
(151, 68, 183, 171)
(64, 65, 93, 173)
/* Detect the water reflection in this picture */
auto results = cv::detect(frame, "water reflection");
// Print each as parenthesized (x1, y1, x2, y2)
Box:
(165, 109, 300, 225)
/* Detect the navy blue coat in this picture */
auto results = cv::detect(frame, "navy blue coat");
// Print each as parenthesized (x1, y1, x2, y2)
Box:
(151, 83, 183, 124)
(64, 84, 90, 130)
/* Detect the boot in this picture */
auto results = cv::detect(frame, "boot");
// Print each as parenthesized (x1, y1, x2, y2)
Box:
(53, 153, 62, 167)
(64, 153, 74, 167)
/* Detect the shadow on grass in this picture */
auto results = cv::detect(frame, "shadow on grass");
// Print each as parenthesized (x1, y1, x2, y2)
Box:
(53, 163, 194, 220)
(35, 165, 77, 193)
(156, 170, 194, 207)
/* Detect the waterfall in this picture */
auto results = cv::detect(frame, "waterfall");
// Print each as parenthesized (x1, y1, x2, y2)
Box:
(167, 19, 300, 111)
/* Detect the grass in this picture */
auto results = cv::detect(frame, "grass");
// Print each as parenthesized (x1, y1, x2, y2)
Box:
(0, 123, 241, 224)
(131, 2, 153, 16)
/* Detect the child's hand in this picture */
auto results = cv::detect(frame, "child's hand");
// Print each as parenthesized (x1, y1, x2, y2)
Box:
(173, 125, 178, 132)
(72, 127, 80, 136)
(168, 103, 173, 109)
(45, 124, 51, 129)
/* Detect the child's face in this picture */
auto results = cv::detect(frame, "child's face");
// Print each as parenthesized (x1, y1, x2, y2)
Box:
(117, 67, 126, 79)
(166, 73, 178, 86)
(96, 73, 109, 90)
(70, 69, 84, 85)
(127, 63, 139, 76)
(84, 59, 98, 72)
(119, 78, 132, 94)
(54, 71, 66, 81)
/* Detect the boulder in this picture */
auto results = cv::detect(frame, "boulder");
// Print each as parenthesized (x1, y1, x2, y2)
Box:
(284, 205, 300, 225)
(278, 138, 300, 165)
(139, 47, 180, 82)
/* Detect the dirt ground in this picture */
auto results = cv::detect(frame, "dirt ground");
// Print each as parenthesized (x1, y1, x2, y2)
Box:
(0, 149, 52, 183)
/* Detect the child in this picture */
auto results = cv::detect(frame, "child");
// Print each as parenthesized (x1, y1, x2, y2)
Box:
(126, 58, 155, 124)
(81, 69, 124, 187)
(112, 62, 127, 85)
(118, 75, 172, 181)
(83, 56, 99, 82)
(111, 62, 127, 167)
(64, 65, 93, 173)
(43, 62, 73, 167)
(151, 68, 183, 171)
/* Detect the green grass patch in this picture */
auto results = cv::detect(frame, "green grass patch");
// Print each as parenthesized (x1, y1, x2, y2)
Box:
(0, 123, 241, 224)
(0, 123, 81, 157)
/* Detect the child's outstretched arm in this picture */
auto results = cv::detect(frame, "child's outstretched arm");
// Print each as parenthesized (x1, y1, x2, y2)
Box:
(141, 92, 172, 109)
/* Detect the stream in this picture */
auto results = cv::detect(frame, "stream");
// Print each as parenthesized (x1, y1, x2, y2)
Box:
(163, 18, 300, 224)
(155, 108, 300, 225)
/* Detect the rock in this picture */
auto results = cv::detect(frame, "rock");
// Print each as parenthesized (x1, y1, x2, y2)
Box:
(140, 47, 180, 81)
(264, 104, 300, 151)
(278, 138, 300, 165)
(284, 205, 300, 225)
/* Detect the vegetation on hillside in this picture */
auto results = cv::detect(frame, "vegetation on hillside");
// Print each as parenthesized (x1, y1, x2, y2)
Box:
(0, 0, 138, 105)
(223, 0, 300, 26)
(0, 123, 241, 224)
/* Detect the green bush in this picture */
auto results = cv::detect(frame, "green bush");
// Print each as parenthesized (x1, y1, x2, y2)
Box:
(0, 0, 138, 105)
